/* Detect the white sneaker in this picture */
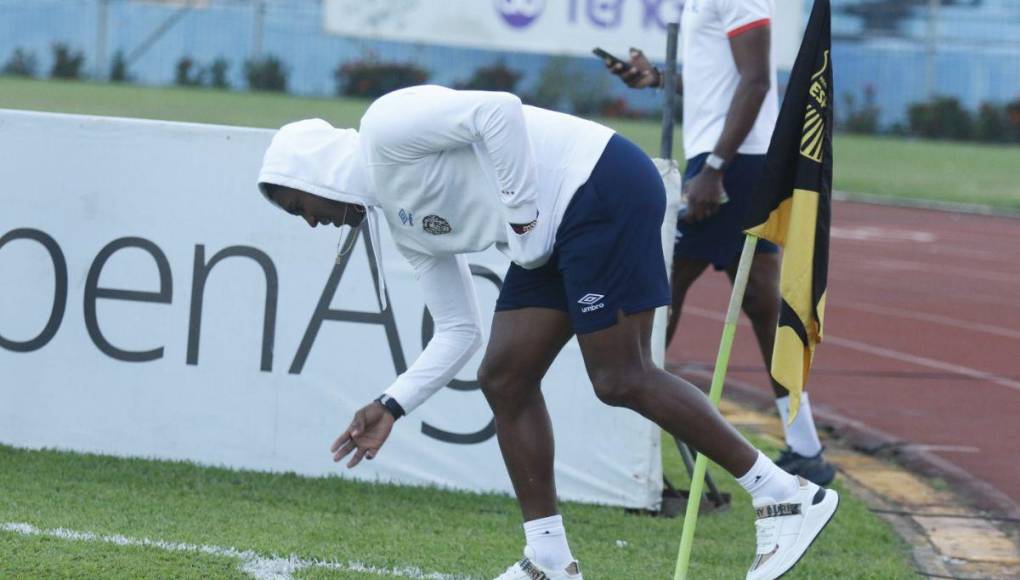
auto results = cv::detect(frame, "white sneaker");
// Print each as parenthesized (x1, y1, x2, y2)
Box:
(494, 546, 583, 580)
(746, 477, 839, 580)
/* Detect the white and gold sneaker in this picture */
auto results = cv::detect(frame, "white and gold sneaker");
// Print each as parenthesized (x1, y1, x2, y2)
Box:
(746, 477, 839, 580)
(494, 547, 582, 580)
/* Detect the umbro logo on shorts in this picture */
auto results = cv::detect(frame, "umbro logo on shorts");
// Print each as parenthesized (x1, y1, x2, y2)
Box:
(578, 293, 605, 313)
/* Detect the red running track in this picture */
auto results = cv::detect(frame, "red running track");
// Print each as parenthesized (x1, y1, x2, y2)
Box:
(665, 200, 1020, 511)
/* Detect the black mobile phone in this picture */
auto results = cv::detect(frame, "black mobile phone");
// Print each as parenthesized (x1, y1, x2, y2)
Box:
(593, 47, 630, 71)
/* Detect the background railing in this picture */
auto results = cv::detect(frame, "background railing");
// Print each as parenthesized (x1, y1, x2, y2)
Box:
(2, 0, 1018, 140)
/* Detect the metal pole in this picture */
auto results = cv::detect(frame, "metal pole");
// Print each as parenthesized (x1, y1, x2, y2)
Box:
(658, 21, 727, 513)
(659, 22, 679, 160)
(674, 234, 758, 580)
(925, 0, 939, 99)
(674, 437, 726, 507)
(95, 0, 109, 80)
(252, 0, 266, 59)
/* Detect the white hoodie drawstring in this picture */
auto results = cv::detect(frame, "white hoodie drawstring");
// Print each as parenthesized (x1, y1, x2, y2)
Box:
(366, 207, 388, 311)
(333, 207, 388, 312)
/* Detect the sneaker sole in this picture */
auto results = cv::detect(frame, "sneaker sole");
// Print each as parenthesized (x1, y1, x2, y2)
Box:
(772, 489, 840, 580)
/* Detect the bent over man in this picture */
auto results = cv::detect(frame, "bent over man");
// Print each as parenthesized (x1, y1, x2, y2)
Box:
(257, 85, 837, 580)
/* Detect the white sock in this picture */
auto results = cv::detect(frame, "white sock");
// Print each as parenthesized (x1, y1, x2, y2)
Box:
(736, 450, 800, 503)
(776, 393, 823, 457)
(524, 514, 574, 571)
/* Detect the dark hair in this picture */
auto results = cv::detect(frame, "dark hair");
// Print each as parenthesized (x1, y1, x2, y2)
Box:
(259, 182, 283, 200)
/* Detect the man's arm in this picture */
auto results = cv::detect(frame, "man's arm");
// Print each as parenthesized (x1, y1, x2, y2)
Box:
(605, 48, 683, 94)
(331, 250, 482, 468)
(360, 85, 539, 226)
(383, 251, 483, 411)
(684, 24, 771, 222)
(711, 25, 772, 166)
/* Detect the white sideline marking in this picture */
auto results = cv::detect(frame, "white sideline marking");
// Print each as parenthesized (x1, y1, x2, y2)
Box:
(684, 306, 1020, 394)
(831, 226, 936, 244)
(1, 522, 472, 580)
(837, 300, 1020, 341)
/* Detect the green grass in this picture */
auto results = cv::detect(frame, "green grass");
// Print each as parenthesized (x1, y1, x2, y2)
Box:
(0, 76, 918, 578)
(0, 435, 915, 579)
(1, 76, 1018, 210)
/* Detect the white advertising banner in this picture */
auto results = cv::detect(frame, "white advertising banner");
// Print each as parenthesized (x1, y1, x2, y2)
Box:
(0, 110, 662, 509)
(323, 0, 804, 69)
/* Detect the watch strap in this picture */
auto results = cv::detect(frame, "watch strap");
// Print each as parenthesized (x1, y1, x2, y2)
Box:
(375, 394, 406, 420)
(705, 153, 727, 171)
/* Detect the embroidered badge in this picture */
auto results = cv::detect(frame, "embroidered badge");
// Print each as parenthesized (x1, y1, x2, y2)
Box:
(422, 215, 452, 235)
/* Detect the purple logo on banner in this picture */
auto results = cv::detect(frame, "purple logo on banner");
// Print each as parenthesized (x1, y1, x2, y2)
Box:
(495, 0, 545, 29)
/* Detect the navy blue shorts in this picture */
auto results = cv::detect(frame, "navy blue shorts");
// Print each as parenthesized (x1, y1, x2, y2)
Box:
(674, 153, 779, 271)
(495, 134, 671, 335)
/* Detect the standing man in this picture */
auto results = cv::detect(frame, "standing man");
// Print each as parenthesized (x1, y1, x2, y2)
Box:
(606, 0, 835, 485)
(257, 85, 837, 580)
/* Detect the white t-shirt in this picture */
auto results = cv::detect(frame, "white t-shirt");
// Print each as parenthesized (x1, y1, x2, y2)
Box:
(681, 0, 779, 158)
(258, 88, 615, 414)
(361, 87, 614, 413)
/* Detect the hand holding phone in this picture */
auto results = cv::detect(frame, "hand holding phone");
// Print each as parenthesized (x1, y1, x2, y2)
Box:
(596, 47, 661, 90)
(593, 47, 631, 73)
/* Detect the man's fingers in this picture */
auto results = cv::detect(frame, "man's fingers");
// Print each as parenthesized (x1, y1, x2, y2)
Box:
(347, 447, 369, 469)
(333, 438, 357, 463)
(330, 429, 351, 453)
(350, 412, 366, 438)
(689, 200, 709, 223)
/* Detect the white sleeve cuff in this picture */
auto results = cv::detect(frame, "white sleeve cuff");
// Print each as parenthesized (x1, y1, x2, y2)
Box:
(505, 201, 539, 225)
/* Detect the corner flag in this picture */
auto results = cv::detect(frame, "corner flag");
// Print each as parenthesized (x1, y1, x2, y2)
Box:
(744, 0, 833, 421)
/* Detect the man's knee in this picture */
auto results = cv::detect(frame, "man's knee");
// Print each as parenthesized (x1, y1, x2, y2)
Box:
(588, 365, 648, 408)
(477, 356, 539, 409)
(742, 279, 780, 325)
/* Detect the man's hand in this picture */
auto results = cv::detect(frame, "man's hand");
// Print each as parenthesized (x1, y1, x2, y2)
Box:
(330, 401, 395, 468)
(605, 48, 660, 89)
(683, 167, 726, 223)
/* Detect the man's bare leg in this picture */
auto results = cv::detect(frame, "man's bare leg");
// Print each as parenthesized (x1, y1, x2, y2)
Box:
(478, 308, 578, 573)
(477, 308, 573, 521)
(725, 251, 785, 397)
(726, 252, 832, 481)
(579, 309, 758, 476)
(665, 257, 711, 346)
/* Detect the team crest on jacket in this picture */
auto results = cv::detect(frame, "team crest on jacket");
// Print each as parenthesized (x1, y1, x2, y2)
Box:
(422, 215, 452, 235)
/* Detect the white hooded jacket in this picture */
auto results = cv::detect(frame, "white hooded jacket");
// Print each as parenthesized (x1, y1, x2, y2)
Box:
(258, 85, 614, 413)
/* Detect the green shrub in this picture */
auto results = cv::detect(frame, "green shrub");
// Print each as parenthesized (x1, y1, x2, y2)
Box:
(842, 85, 881, 134)
(244, 55, 288, 92)
(50, 43, 85, 80)
(1006, 97, 1020, 143)
(109, 50, 131, 83)
(2, 48, 37, 78)
(975, 102, 1007, 143)
(209, 58, 230, 89)
(525, 56, 571, 110)
(455, 60, 522, 92)
(335, 59, 428, 98)
(175, 56, 204, 87)
(525, 57, 615, 117)
(907, 96, 973, 141)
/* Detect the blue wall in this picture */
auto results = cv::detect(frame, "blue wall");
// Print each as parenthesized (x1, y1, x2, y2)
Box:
(2, 0, 1019, 127)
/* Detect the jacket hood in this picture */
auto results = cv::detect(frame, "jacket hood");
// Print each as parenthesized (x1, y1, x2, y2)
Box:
(257, 118, 378, 209)
(257, 118, 389, 310)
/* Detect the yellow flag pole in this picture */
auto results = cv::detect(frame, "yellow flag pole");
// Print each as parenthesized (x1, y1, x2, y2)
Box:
(674, 233, 758, 580)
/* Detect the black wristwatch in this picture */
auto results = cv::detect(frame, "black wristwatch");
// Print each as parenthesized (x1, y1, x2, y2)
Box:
(374, 394, 406, 420)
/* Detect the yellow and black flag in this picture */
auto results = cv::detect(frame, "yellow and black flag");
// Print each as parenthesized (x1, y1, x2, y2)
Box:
(744, 0, 832, 420)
